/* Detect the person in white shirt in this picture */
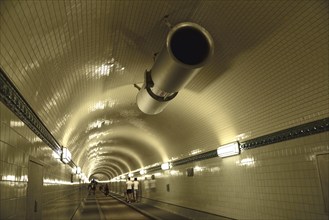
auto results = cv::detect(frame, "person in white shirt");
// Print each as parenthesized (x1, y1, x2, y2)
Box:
(126, 178, 133, 203)
(133, 177, 140, 202)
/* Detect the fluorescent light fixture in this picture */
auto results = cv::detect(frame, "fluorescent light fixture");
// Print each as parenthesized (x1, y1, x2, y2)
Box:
(217, 141, 240, 158)
(139, 169, 147, 175)
(61, 147, 71, 164)
(161, 162, 172, 170)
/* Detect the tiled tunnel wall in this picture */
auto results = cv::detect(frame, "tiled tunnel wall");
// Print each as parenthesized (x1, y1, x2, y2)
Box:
(110, 132, 329, 220)
(1, 98, 329, 220)
(0, 102, 84, 220)
(0, 1, 328, 220)
(1, 99, 329, 220)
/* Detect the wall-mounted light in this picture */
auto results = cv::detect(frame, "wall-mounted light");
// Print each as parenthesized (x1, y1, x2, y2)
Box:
(161, 162, 172, 170)
(139, 169, 147, 175)
(136, 22, 214, 115)
(61, 147, 71, 164)
(217, 142, 240, 158)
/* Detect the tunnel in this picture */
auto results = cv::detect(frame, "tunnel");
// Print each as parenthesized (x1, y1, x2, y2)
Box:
(0, 1, 328, 220)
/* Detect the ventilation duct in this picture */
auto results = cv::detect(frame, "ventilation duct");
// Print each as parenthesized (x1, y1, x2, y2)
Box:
(136, 22, 214, 115)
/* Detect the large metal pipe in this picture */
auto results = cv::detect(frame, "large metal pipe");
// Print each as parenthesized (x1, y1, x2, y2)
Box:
(136, 22, 214, 115)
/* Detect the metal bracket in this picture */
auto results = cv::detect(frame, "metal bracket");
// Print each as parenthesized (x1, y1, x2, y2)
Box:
(144, 70, 178, 102)
(163, 15, 173, 29)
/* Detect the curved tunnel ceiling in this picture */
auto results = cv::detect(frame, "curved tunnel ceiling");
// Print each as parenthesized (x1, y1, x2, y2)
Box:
(89, 171, 112, 181)
(0, 1, 328, 180)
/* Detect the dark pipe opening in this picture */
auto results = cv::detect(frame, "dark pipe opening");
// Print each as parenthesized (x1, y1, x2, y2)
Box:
(170, 27, 211, 65)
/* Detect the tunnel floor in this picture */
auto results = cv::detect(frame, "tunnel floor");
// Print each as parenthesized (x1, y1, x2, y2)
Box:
(71, 190, 190, 220)
(72, 191, 151, 220)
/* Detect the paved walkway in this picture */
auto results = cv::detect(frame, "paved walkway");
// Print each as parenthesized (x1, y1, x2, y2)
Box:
(71, 191, 151, 220)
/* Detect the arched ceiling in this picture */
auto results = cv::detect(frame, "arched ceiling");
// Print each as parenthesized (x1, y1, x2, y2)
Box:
(0, 0, 328, 180)
(89, 171, 112, 182)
